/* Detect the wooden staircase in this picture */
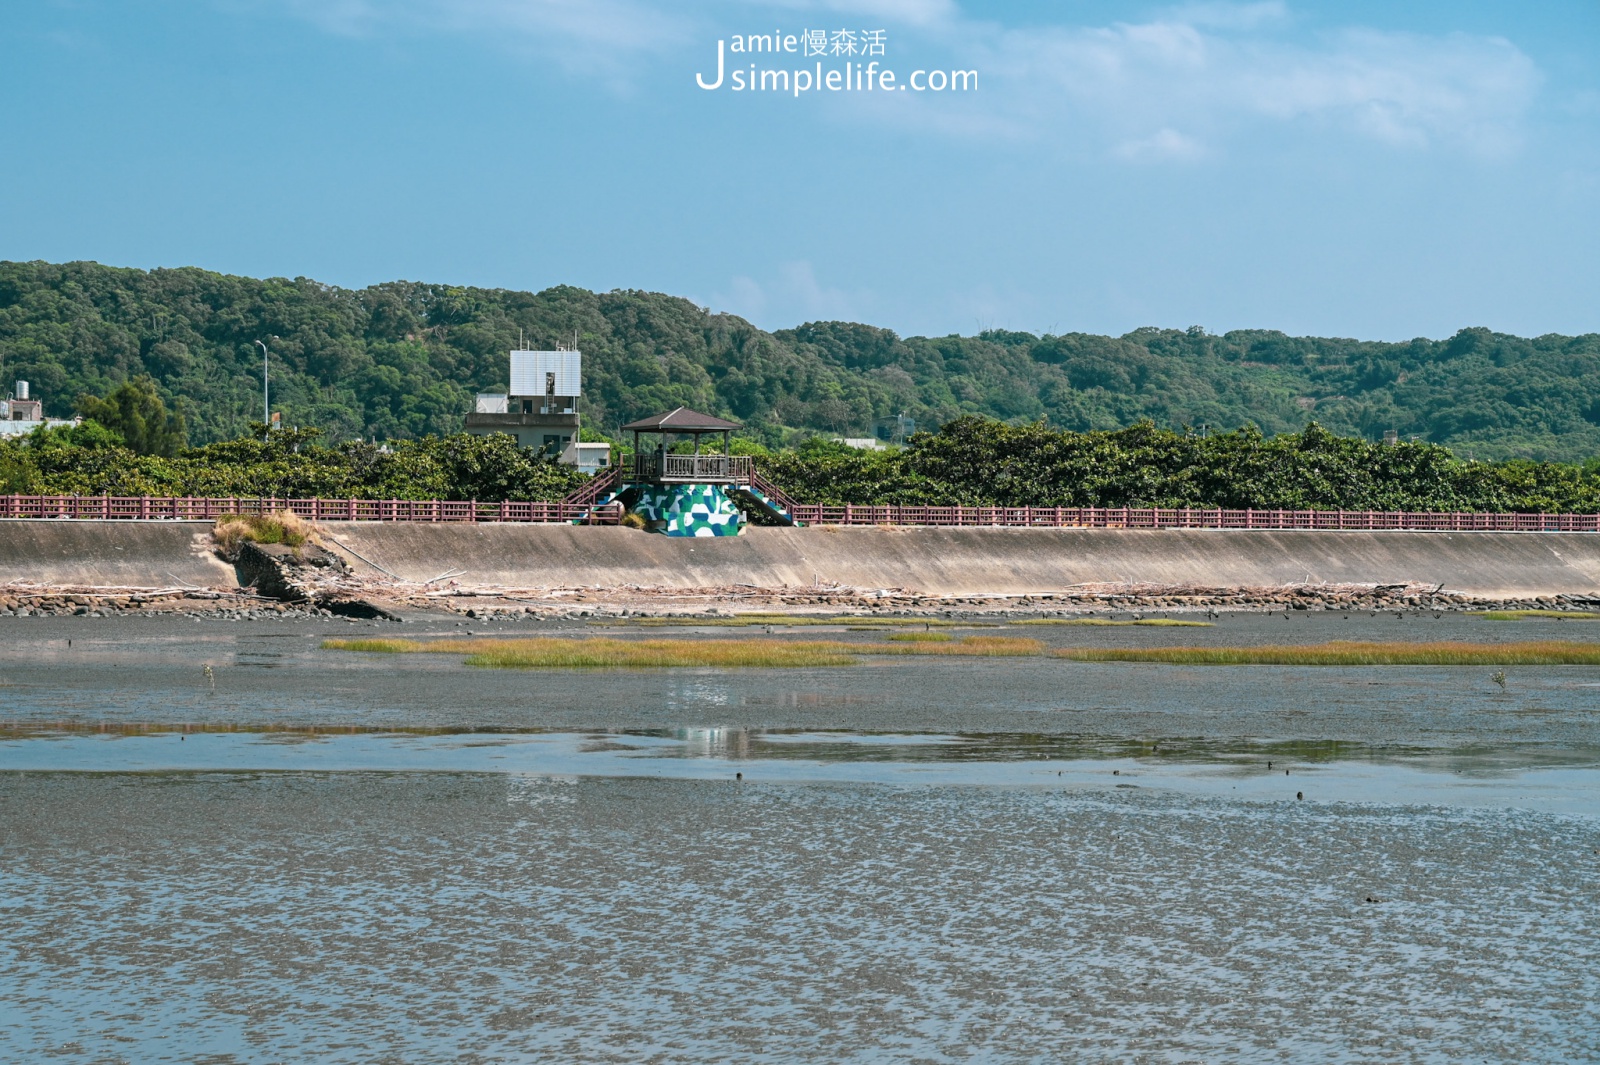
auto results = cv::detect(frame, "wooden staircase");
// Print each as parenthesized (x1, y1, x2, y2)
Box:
(560, 465, 622, 507)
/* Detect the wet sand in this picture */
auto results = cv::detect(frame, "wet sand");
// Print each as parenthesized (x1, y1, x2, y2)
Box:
(2, 611, 1600, 747)
(3, 773, 1597, 1062)
(2, 612, 1598, 1061)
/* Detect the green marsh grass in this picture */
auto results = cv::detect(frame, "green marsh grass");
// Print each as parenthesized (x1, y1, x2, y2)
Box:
(635, 615, 836, 627)
(1052, 640, 1600, 666)
(1470, 610, 1600, 621)
(1013, 618, 1212, 627)
(465, 639, 859, 669)
(844, 617, 992, 626)
(886, 631, 954, 642)
(836, 617, 961, 627)
(874, 635, 1045, 656)
(322, 638, 416, 653)
(323, 633, 1047, 667)
(635, 615, 963, 628)
(324, 636, 861, 668)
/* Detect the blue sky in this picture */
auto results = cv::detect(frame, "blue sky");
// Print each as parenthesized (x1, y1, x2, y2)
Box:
(3, 0, 1596, 340)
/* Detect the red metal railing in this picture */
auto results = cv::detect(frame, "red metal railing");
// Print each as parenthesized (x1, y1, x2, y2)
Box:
(0, 495, 623, 524)
(2, 495, 1598, 532)
(748, 469, 802, 515)
(560, 465, 622, 507)
(783, 505, 1600, 532)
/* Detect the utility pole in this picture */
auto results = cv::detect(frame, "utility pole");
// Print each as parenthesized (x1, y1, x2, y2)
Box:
(254, 338, 272, 429)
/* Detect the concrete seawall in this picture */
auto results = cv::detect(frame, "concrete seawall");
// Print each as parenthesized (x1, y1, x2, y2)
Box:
(319, 524, 1600, 598)
(0, 520, 238, 588)
(6, 519, 1600, 599)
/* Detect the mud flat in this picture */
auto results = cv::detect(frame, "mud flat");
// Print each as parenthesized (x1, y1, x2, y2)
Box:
(4, 609, 1600, 747)
(4, 610, 1599, 1060)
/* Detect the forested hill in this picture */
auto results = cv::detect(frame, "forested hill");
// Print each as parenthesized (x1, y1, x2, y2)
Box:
(3, 259, 1598, 461)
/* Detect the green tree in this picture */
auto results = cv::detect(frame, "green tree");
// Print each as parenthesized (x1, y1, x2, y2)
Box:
(76, 376, 187, 457)
(4, 259, 1600, 460)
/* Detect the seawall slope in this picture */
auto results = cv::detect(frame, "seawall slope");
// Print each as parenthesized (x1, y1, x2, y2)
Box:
(5, 520, 1600, 599)
(0, 520, 237, 588)
(322, 523, 1600, 599)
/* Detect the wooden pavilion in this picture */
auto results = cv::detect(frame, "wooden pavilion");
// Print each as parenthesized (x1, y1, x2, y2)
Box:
(620, 407, 751, 485)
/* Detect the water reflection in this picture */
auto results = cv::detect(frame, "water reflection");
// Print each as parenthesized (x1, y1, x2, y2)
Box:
(1, 723, 1598, 816)
(662, 679, 732, 712)
(674, 727, 753, 760)
(3, 721, 1600, 775)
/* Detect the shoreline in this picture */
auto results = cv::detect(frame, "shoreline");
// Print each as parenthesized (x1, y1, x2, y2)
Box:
(0, 577, 1593, 621)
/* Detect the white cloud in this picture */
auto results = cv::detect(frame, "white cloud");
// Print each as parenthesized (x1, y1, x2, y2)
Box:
(943, 282, 1044, 335)
(268, 0, 690, 73)
(1113, 127, 1207, 162)
(741, 0, 957, 29)
(272, 0, 372, 36)
(711, 260, 864, 328)
(714, 275, 771, 322)
(892, 9, 1543, 159)
(434, 0, 685, 53)
(767, 3, 1539, 160)
(269, 0, 1543, 157)
(272, 0, 953, 58)
(1236, 29, 1540, 153)
(1165, 1, 1288, 32)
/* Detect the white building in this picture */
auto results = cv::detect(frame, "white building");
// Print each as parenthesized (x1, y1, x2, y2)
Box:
(0, 381, 74, 437)
(464, 350, 611, 472)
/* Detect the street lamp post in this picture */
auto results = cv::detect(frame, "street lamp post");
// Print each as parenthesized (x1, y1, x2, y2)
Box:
(254, 338, 271, 429)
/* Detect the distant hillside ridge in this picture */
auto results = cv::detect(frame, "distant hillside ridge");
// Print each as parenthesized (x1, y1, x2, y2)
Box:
(2, 259, 1597, 460)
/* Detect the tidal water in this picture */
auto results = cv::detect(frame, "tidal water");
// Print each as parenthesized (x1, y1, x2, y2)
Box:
(2, 614, 1599, 1061)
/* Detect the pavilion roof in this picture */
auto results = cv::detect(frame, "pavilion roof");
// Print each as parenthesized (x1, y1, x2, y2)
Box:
(619, 407, 743, 433)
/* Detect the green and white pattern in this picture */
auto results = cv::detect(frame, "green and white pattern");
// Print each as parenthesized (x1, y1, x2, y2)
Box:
(628, 483, 745, 537)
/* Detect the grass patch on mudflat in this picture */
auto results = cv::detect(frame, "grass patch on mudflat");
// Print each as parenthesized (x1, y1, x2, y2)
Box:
(886, 631, 954, 642)
(632, 615, 827, 627)
(633, 615, 963, 628)
(1471, 610, 1600, 621)
(838, 617, 962, 627)
(1053, 640, 1600, 665)
(322, 638, 416, 653)
(873, 635, 1045, 656)
(323, 633, 1047, 667)
(1013, 618, 1212, 627)
(325, 636, 861, 668)
(466, 639, 861, 669)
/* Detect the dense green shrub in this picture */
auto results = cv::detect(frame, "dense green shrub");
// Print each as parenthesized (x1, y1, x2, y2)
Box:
(4, 415, 1599, 514)
(758, 418, 1600, 513)
(0, 426, 586, 501)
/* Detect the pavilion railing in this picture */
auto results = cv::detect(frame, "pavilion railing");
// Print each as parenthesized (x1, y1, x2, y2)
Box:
(631, 454, 753, 483)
